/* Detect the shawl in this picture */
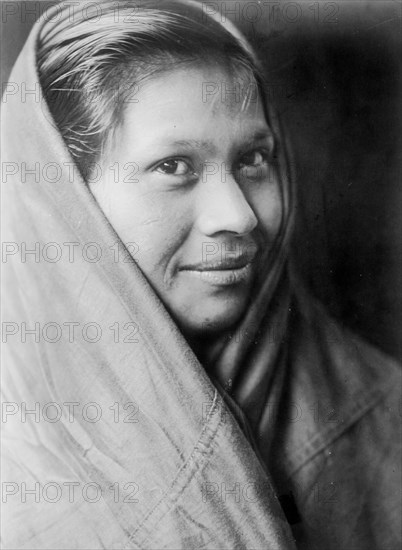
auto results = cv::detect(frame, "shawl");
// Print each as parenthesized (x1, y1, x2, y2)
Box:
(1, 3, 295, 549)
(1, 2, 400, 549)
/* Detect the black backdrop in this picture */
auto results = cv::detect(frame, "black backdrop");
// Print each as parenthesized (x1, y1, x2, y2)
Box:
(1, 0, 401, 360)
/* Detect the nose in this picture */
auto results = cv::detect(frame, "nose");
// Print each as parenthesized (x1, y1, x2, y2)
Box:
(195, 169, 258, 237)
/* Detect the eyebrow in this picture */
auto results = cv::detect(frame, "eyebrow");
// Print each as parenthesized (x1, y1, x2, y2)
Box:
(172, 139, 214, 152)
(171, 130, 274, 153)
(242, 130, 274, 148)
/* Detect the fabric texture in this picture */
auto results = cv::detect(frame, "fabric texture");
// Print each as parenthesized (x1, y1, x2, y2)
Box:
(1, 2, 401, 549)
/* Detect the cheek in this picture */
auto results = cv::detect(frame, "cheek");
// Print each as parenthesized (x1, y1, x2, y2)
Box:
(98, 187, 192, 271)
(112, 199, 170, 260)
(250, 183, 283, 238)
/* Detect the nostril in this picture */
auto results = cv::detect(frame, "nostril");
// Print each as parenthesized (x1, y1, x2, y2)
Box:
(197, 197, 258, 237)
(196, 171, 259, 236)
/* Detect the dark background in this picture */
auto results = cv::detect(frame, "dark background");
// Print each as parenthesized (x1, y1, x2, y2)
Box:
(1, 1, 401, 361)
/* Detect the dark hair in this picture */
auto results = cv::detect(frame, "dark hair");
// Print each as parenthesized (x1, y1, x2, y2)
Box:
(37, 0, 266, 178)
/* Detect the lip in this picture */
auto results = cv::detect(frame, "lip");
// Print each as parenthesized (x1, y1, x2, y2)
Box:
(180, 252, 255, 272)
(179, 262, 254, 286)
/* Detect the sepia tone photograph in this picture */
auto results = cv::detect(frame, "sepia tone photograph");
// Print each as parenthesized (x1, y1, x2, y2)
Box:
(1, 0, 401, 548)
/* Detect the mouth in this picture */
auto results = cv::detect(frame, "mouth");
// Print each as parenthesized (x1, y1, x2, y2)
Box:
(179, 254, 256, 287)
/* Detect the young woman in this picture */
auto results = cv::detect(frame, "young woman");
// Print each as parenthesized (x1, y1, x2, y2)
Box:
(2, 1, 400, 548)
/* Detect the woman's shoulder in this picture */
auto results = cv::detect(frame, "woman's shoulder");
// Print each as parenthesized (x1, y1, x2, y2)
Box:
(311, 297, 400, 395)
(284, 298, 401, 549)
(292, 291, 401, 396)
(282, 292, 401, 474)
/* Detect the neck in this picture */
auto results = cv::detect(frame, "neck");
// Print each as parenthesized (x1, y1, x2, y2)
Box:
(185, 330, 229, 370)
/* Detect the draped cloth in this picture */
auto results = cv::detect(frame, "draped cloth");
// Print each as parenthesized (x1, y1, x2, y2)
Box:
(1, 3, 401, 550)
(1, 4, 296, 549)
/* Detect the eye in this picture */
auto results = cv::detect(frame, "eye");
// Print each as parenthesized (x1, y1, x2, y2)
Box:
(238, 149, 268, 169)
(154, 158, 193, 176)
(236, 147, 276, 185)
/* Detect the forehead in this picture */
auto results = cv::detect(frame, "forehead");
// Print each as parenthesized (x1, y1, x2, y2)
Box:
(119, 66, 270, 142)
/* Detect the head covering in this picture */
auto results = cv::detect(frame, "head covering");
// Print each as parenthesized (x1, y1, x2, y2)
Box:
(1, 2, 296, 548)
(2, 2, 400, 549)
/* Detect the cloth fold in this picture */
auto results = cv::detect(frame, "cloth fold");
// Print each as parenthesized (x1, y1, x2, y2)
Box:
(2, 2, 401, 549)
(1, 6, 296, 549)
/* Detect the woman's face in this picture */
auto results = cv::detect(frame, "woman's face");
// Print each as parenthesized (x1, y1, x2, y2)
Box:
(91, 65, 282, 336)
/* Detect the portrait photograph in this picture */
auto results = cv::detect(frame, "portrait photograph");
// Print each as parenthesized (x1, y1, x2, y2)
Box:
(1, 1, 401, 548)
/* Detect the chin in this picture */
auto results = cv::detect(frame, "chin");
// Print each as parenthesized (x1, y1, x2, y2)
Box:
(173, 293, 250, 337)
